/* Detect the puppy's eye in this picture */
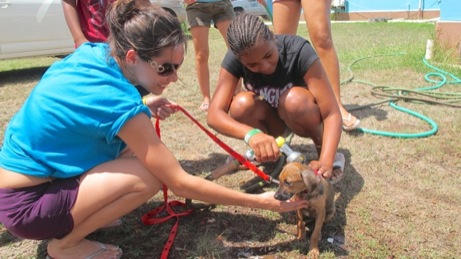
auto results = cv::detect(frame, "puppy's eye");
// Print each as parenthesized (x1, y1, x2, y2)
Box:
(283, 180, 292, 187)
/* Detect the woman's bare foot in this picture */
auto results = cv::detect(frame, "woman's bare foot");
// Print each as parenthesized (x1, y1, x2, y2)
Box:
(47, 239, 122, 259)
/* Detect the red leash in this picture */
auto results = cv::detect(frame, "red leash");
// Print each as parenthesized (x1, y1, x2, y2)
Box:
(171, 104, 276, 183)
(141, 105, 276, 259)
(141, 118, 194, 259)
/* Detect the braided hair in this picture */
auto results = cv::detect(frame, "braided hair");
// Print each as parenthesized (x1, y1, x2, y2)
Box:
(106, 0, 186, 64)
(227, 13, 274, 57)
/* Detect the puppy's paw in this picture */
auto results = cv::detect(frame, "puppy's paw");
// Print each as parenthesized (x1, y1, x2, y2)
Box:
(307, 249, 320, 259)
(296, 234, 306, 241)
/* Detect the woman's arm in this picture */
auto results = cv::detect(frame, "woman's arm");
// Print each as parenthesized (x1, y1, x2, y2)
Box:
(118, 112, 307, 212)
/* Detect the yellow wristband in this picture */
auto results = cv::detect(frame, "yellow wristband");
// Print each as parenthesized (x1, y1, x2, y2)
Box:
(142, 97, 147, 105)
(244, 128, 262, 145)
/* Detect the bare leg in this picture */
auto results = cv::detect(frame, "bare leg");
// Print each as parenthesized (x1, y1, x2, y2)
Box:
(215, 19, 232, 48)
(272, 0, 301, 34)
(190, 26, 211, 111)
(215, 19, 245, 95)
(278, 87, 322, 147)
(273, 0, 359, 130)
(301, 0, 359, 129)
(47, 157, 161, 258)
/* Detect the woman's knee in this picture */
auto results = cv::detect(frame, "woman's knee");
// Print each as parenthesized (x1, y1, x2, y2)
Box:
(83, 158, 160, 198)
(311, 29, 333, 51)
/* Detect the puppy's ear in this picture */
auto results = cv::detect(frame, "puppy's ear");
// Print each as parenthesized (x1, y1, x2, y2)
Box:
(301, 167, 320, 184)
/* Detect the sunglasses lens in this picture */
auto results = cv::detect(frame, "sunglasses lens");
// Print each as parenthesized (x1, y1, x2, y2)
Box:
(158, 63, 179, 76)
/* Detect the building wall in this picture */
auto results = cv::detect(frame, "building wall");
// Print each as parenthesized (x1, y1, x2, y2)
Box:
(333, 0, 440, 21)
(439, 0, 460, 20)
(345, 0, 440, 13)
(436, 0, 461, 55)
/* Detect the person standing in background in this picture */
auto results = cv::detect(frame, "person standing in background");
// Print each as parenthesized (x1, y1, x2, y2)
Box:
(62, 0, 114, 48)
(272, 0, 360, 131)
(184, 0, 235, 112)
(62, 0, 150, 96)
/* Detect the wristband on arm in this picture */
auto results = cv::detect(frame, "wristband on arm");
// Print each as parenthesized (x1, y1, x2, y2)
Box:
(244, 128, 262, 145)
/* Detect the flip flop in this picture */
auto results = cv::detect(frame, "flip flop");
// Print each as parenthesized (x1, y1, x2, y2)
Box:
(198, 102, 209, 112)
(342, 113, 360, 131)
(47, 241, 123, 259)
(330, 152, 345, 185)
(85, 242, 123, 259)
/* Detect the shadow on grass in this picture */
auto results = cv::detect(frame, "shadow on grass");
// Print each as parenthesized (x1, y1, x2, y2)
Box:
(345, 102, 391, 125)
(0, 229, 21, 247)
(174, 148, 364, 258)
(0, 66, 50, 87)
(326, 148, 364, 257)
(8, 149, 363, 259)
(0, 230, 47, 259)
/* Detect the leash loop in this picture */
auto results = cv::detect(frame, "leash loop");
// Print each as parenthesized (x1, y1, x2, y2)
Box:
(141, 104, 277, 258)
(141, 119, 194, 259)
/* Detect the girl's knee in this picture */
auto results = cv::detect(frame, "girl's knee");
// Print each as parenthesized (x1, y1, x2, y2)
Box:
(280, 88, 321, 128)
(229, 92, 258, 120)
(281, 88, 318, 115)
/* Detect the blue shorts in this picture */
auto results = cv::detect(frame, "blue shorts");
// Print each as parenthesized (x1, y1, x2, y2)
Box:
(0, 177, 79, 240)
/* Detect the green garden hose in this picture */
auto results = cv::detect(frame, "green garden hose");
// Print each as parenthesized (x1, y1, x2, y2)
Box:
(342, 54, 461, 138)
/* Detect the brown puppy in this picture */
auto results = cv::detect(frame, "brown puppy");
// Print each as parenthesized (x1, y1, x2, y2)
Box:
(274, 162, 335, 258)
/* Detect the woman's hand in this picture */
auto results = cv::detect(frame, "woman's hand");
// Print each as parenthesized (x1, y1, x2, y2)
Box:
(143, 96, 179, 120)
(257, 191, 308, 212)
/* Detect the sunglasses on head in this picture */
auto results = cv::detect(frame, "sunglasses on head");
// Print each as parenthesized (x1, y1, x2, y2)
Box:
(148, 59, 179, 77)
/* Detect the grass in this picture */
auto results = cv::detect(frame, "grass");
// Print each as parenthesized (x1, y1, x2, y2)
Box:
(1, 21, 461, 258)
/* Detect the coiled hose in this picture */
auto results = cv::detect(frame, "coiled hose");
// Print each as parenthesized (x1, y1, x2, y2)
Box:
(342, 54, 461, 138)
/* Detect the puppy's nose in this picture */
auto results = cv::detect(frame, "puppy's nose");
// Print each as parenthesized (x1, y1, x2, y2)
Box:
(274, 192, 286, 201)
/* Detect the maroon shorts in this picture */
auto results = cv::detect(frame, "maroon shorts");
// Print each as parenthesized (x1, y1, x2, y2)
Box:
(0, 177, 79, 240)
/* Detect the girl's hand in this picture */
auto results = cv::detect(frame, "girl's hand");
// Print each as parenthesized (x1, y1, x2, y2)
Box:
(143, 96, 178, 120)
(247, 132, 280, 163)
(308, 160, 333, 180)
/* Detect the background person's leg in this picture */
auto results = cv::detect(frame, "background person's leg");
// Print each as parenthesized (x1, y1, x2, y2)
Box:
(190, 26, 212, 111)
(301, 0, 359, 130)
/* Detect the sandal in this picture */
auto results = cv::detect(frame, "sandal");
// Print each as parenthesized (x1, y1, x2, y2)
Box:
(47, 241, 123, 259)
(342, 113, 360, 131)
(330, 153, 345, 185)
(198, 102, 209, 112)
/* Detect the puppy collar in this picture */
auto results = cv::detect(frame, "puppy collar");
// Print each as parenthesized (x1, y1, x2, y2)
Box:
(314, 169, 321, 177)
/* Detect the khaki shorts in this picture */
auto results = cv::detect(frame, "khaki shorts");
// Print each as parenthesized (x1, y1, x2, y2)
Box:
(186, 0, 235, 28)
